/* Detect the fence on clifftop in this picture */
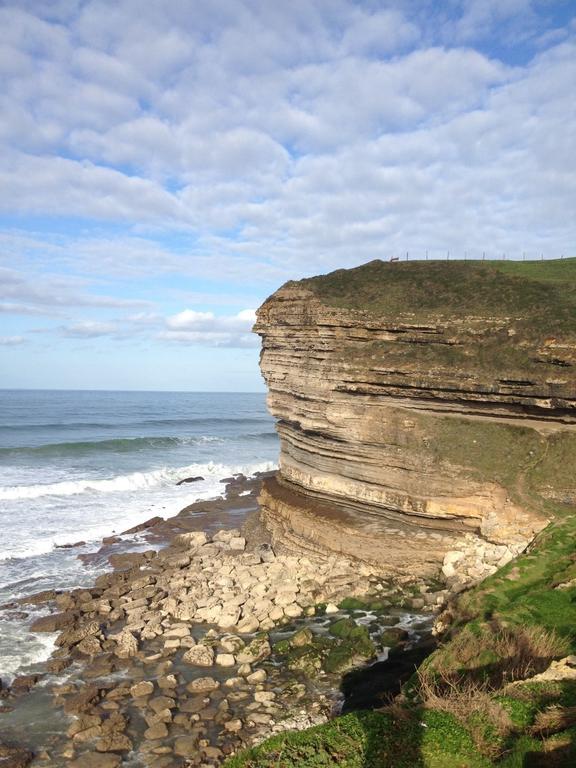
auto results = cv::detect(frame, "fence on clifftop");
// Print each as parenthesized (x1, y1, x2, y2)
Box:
(389, 251, 572, 262)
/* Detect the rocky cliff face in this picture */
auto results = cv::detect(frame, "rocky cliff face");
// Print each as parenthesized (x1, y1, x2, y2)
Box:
(254, 260, 576, 584)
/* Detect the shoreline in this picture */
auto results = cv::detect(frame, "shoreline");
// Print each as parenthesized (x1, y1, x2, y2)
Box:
(0, 471, 440, 768)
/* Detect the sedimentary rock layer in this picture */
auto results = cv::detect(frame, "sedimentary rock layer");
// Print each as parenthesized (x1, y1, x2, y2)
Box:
(255, 260, 576, 578)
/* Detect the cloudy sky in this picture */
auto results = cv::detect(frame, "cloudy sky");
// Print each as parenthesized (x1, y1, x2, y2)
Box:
(1, 0, 575, 390)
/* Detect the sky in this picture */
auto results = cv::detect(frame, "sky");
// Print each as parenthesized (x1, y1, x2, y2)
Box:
(0, 0, 575, 391)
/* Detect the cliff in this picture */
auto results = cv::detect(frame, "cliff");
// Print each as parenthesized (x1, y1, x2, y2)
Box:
(254, 259, 576, 582)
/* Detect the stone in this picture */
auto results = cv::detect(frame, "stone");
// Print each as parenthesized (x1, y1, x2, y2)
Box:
(218, 607, 241, 628)
(30, 612, 75, 633)
(76, 635, 102, 656)
(268, 606, 284, 622)
(254, 691, 275, 703)
(325, 603, 339, 614)
(149, 696, 176, 713)
(283, 603, 303, 618)
(95, 735, 132, 752)
(0, 742, 33, 768)
(176, 531, 208, 548)
(229, 537, 246, 551)
(63, 685, 101, 715)
(246, 669, 267, 684)
(173, 736, 198, 757)
(157, 674, 177, 689)
(216, 653, 235, 667)
(220, 635, 245, 654)
(236, 615, 260, 633)
(69, 755, 121, 768)
(144, 722, 169, 740)
(291, 627, 313, 647)
(224, 719, 243, 732)
(236, 635, 271, 664)
(186, 677, 220, 693)
(182, 644, 214, 666)
(130, 681, 154, 698)
(111, 630, 138, 659)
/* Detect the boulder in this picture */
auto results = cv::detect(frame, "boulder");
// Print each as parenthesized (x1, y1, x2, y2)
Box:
(186, 677, 220, 693)
(30, 612, 75, 633)
(130, 681, 154, 698)
(182, 644, 214, 666)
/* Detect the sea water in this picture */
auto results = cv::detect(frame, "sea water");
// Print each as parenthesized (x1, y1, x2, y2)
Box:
(0, 390, 278, 679)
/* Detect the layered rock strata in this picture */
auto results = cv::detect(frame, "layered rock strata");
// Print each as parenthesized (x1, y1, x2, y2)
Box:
(255, 260, 576, 582)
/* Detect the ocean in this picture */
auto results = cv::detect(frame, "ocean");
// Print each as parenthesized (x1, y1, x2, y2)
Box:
(0, 389, 278, 679)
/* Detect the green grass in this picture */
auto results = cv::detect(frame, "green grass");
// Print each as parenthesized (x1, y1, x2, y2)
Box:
(456, 515, 576, 646)
(300, 259, 576, 335)
(225, 709, 491, 768)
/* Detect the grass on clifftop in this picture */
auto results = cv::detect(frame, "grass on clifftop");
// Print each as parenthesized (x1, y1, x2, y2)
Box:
(300, 258, 576, 336)
(227, 514, 576, 768)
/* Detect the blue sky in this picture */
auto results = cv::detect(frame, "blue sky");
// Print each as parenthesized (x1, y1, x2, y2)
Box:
(1, 0, 575, 391)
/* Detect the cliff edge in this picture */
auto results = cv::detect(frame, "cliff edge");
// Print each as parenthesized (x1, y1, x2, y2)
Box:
(254, 258, 576, 583)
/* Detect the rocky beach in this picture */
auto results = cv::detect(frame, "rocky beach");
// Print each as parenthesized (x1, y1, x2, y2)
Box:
(0, 472, 439, 767)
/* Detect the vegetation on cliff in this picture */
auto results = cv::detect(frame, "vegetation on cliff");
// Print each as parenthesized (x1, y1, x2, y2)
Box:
(301, 258, 576, 332)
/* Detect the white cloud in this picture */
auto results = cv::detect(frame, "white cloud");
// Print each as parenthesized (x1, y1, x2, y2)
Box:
(59, 321, 118, 338)
(0, 265, 151, 312)
(0, 335, 26, 346)
(162, 308, 258, 346)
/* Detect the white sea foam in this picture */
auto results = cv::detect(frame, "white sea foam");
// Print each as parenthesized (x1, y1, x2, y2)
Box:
(0, 460, 274, 501)
(0, 461, 275, 562)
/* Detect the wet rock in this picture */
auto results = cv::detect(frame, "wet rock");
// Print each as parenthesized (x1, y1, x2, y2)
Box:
(186, 677, 220, 694)
(0, 741, 34, 768)
(95, 734, 132, 752)
(379, 627, 409, 647)
(67, 714, 102, 738)
(148, 696, 176, 713)
(17, 589, 61, 607)
(182, 644, 214, 666)
(122, 516, 164, 534)
(236, 635, 271, 664)
(110, 630, 138, 658)
(10, 674, 42, 696)
(108, 552, 147, 571)
(69, 754, 121, 768)
(176, 476, 205, 486)
(246, 669, 267, 684)
(130, 681, 154, 698)
(157, 674, 177, 690)
(144, 722, 169, 740)
(291, 628, 313, 648)
(173, 735, 198, 757)
(56, 619, 101, 649)
(30, 612, 75, 633)
(216, 653, 235, 667)
(76, 635, 103, 656)
(63, 685, 101, 715)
